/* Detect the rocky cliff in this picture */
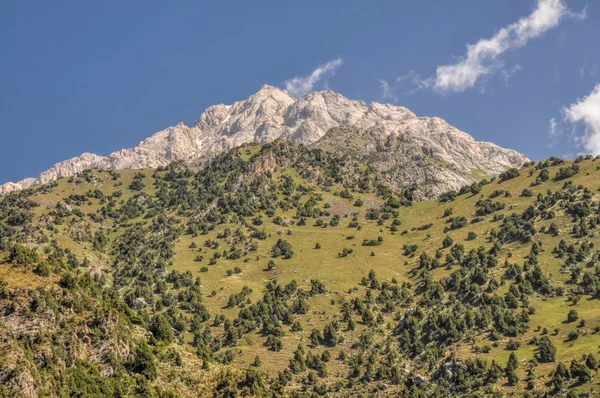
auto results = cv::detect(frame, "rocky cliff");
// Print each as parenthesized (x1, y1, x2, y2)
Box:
(313, 121, 527, 200)
(0, 85, 528, 198)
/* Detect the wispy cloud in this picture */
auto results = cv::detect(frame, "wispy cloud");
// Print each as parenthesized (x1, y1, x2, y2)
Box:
(434, 0, 578, 93)
(580, 62, 599, 79)
(499, 64, 523, 85)
(380, 0, 584, 99)
(379, 79, 398, 102)
(563, 84, 600, 155)
(548, 117, 561, 147)
(549, 117, 558, 137)
(397, 71, 434, 93)
(285, 58, 343, 97)
(555, 30, 567, 48)
(378, 71, 433, 102)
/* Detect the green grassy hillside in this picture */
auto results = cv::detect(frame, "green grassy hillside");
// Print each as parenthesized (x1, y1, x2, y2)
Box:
(0, 141, 599, 397)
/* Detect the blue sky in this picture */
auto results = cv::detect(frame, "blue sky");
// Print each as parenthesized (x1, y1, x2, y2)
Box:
(1, 0, 599, 184)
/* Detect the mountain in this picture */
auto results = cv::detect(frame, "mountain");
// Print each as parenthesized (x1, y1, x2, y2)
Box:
(0, 142, 598, 397)
(0, 85, 527, 198)
(313, 123, 527, 200)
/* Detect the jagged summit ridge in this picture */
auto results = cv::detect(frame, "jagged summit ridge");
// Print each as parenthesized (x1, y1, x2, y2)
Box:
(0, 85, 528, 197)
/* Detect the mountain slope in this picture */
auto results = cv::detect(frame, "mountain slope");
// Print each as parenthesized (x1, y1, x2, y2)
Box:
(0, 86, 527, 197)
(0, 143, 598, 397)
(313, 123, 527, 200)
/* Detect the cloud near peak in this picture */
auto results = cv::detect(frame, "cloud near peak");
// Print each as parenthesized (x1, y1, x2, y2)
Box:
(285, 58, 343, 97)
(434, 0, 577, 93)
(563, 84, 600, 155)
(381, 0, 585, 100)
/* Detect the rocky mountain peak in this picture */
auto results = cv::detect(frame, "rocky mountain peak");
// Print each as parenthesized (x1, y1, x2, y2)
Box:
(0, 86, 529, 198)
(195, 105, 231, 130)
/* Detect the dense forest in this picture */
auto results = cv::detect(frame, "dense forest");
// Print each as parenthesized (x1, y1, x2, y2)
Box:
(0, 141, 599, 397)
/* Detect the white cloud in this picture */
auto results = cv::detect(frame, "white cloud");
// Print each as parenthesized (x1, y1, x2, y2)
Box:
(285, 58, 343, 97)
(380, 0, 584, 98)
(563, 84, 600, 155)
(433, 0, 580, 93)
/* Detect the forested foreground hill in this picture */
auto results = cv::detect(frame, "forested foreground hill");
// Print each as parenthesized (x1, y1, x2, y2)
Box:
(0, 141, 599, 397)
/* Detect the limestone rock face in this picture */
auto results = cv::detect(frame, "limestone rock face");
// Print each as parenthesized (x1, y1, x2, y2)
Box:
(0, 85, 528, 198)
(36, 153, 107, 185)
(0, 179, 36, 195)
(312, 120, 527, 200)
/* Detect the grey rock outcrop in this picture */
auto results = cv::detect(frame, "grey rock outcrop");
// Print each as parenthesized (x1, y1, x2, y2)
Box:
(313, 122, 526, 200)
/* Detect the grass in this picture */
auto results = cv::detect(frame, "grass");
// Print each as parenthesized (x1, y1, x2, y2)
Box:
(8, 150, 600, 393)
(166, 158, 600, 376)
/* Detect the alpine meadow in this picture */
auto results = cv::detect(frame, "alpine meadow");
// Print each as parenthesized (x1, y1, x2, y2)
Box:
(1, 140, 599, 397)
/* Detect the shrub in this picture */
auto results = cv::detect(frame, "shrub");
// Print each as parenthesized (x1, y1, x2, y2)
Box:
(536, 169, 550, 183)
(338, 248, 353, 258)
(567, 309, 579, 323)
(403, 244, 418, 256)
(9, 244, 38, 266)
(131, 342, 157, 380)
(521, 189, 533, 197)
(499, 168, 520, 182)
(446, 216, 468, 231)
(554, 164, 579, 181)
(505, 340, 521, 350)
(536, 336, 556, 363)
(271, 239, 294, 259)
(128, 180, 145, 191)
(150, 315, 173, 342)
(442, 235, 453, 248)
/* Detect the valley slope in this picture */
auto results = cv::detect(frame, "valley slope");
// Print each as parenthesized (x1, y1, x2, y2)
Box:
(0, 142, 598, 397)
